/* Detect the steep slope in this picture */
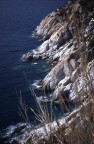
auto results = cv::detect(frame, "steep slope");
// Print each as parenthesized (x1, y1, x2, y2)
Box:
(14, 0, 94, 143)
(22, 0, 94, 104)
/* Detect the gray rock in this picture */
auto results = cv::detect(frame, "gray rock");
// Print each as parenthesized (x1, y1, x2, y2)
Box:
(84, 18, 94, 37)
(43, 61, 65, 90)
(52, 77, 71, 101)
(21, 52, 33, 61)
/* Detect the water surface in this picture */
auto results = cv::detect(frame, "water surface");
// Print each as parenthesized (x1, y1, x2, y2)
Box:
(0, 0, 68, 132)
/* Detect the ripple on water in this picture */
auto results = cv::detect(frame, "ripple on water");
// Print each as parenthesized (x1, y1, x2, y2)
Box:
(12, 64, 25, 71)
(0, 123, 32, 144)
(31, 80, 42, 89)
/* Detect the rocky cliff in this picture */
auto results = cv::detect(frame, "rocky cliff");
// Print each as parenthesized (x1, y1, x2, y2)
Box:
(11, 0, 94, 143)
(22, 0, 94, 104)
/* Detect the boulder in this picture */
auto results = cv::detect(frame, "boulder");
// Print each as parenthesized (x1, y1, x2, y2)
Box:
(52, 77, 71, 101)
(21, 52, 33, 61)
(43, 61, 65, 91)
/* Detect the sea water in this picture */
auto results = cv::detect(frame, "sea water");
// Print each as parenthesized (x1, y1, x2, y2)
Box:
(0, 0, 68, 141)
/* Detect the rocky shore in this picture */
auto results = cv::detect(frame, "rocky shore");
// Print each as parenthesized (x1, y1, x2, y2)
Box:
(6, 0, 94, 143)
(22, 0, 94, 104)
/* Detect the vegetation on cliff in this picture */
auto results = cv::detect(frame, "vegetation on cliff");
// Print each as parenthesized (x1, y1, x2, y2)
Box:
(8, 0, 94, 143)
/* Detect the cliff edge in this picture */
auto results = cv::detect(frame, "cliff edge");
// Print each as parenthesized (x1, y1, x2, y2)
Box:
(12, 0, 94, 143)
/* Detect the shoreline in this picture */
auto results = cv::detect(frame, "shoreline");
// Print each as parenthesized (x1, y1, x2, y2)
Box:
(21, 0, 94, 143)
(2, 0, 94, 143)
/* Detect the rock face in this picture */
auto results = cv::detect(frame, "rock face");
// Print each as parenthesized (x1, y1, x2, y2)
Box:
(29, 0, 94, 104)
(21, 52, 33, 61)
(19, 0, 94, 143)
(21, 0, 94, 114)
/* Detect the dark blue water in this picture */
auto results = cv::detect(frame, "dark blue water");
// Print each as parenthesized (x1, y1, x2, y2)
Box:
(0, 0, 68, 132)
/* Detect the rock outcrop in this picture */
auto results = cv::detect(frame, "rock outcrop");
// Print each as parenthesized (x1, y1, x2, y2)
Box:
(19, 0, 94, 143)
(29, 0, 94, 104)
(22, 0, 94, 111)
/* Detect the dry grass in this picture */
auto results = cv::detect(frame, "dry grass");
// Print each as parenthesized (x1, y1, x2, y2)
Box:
(19, 2, 94, 144)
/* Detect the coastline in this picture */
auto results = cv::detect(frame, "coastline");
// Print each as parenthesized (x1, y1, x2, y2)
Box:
(3, 0, 94, 143)
(22, 0, 94, 105)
